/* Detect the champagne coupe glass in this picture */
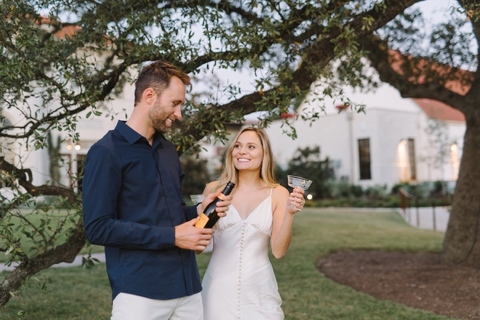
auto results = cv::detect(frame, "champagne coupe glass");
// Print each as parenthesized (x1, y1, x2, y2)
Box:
(287, 175, 312, 210)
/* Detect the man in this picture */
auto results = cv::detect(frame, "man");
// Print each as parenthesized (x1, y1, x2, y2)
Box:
(82, 60, 231, 320)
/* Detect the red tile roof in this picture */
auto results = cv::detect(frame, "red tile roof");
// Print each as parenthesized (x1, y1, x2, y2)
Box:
(387, 50, 472, 95)
(32, 16, 81, 39)
(413, 98, 465, 122)
(52, 24, 81, 39)
(387, 50, 469, 123)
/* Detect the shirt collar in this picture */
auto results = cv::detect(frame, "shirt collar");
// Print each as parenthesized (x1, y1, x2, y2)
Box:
(115, 120, 165, 147)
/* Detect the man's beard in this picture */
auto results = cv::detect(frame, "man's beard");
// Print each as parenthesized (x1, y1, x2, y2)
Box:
(151, 117, 168, 133)
(149, 103, 170, 133)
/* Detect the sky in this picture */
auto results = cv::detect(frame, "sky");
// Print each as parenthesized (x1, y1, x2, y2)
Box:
(415, 0, 458, 21)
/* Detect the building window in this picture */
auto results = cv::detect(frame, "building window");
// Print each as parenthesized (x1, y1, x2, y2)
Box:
(450, 143, 460, 180)
(397, 138, 417, 182)
(59, 140, 88, 192)
(407, 138, 416, 181)
(358, 138, 371, 180)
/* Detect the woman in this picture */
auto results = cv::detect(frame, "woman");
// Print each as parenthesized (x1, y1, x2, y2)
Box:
(201, 127, 305, 319)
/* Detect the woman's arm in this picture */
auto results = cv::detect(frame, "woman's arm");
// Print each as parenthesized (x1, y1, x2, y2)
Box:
(270, 186, 305, 258)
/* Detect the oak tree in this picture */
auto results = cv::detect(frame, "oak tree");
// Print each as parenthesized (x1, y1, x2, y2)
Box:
(0, 0, 435, 307)
(362, 0, 479, 267)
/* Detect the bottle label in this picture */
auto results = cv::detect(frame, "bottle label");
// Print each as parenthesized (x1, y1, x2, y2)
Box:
(195, 213, 209, 228)
(217, 193, 226, 201)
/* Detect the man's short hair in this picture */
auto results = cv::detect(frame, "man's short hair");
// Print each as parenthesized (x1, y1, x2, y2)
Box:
(134, 60, 191, 105)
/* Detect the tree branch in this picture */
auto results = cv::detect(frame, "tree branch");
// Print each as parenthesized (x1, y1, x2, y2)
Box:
(362, 36, 473, 113)
(0, 157, 77, 202)
(178, 0, 421, 148)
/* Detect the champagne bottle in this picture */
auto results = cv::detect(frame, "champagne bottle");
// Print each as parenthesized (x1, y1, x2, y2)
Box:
(195, 181, 235, 228)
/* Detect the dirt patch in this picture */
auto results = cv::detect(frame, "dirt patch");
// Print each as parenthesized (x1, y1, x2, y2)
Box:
(317, 250, 480, 319)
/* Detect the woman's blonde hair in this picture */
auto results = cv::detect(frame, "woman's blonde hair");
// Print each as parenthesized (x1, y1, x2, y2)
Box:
(213, 126, 279, 192)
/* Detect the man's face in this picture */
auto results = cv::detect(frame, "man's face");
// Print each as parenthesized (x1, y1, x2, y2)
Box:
(149, 76, 186, 133)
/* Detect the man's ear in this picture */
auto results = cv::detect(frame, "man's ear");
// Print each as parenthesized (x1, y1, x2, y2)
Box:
(143, 87, 157, 104)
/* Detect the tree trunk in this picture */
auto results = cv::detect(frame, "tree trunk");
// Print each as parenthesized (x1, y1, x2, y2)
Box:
(443, 111, 480, 267)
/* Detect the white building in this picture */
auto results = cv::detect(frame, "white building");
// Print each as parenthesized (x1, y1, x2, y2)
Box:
(264, 82, 465, 191)
(1, 75, 135, 193)
(2, 72, 465, 194)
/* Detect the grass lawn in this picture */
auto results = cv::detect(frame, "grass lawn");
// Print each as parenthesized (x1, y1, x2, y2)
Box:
(1, 208, 452, 320)
(0, 208, 103, 263)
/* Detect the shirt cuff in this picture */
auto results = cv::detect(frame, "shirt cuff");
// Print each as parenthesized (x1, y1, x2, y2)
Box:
(159, 226, 176, 248)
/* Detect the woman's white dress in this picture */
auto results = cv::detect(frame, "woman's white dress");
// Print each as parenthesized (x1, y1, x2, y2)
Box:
(201, 189, 284, 320)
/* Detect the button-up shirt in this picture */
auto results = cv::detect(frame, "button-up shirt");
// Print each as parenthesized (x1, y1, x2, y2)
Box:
(82, 120, 201, 300)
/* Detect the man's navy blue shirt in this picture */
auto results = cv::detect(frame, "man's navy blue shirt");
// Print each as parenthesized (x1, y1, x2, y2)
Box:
(82, 120, 201, 300)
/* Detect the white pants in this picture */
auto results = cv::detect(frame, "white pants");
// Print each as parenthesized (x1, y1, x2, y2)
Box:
(111, 292, 203, 320)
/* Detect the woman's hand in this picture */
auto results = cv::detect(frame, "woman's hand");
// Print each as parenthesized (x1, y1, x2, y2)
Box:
(287, 187, 305, 214)
(196, 190, 232, 218)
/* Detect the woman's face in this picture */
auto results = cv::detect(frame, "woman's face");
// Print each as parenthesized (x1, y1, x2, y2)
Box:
(231, 131, 264, 172)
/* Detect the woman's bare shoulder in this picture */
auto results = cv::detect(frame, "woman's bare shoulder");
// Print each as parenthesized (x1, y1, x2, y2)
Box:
(272, 184, 289, 197)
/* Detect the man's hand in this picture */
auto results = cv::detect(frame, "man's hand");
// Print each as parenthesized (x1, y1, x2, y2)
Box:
(175, 218, 213, 251)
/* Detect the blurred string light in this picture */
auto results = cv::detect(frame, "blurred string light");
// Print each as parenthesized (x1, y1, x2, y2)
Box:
(66, 141, 81, 151)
